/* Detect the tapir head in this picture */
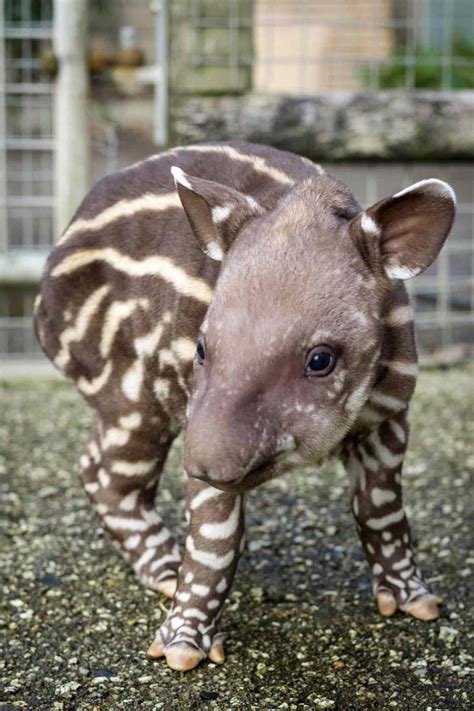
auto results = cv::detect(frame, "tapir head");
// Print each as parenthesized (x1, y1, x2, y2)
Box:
(171, 165, 456, 492)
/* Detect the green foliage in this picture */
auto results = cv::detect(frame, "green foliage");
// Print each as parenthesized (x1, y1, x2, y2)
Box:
(362, 37, 474, 89)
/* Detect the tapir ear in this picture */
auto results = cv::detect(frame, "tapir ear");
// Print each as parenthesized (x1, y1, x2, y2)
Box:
(171, 166, 263, 261)
(351, 179, 456, 280)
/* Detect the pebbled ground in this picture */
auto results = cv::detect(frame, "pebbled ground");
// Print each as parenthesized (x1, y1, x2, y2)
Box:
(0, 365, 473, 710)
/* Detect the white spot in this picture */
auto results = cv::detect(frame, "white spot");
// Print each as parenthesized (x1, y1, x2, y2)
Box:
(153, 378, 170, 400)
(381, 543, 396, 558)
(367, 543, 375, 555)
(371, 487, 397, 507)
(175, 591, 191, 603)
(124, 535, 141, 550)
(170, 615, 185, 630)
(121, 358, 144, 402)
(393, 557, 411, 571)
(207, 599, 220, 610)
(80, 454, 91, 469)
(119, 412, 142, 430)
(385, 262, 421, 281)
(98, 468, 111, 488)
(190, 583, 210, 597)
(372, 563, 383, 576)
(119, 489, 140, 511)
(366, 508, 405, 531)
(206, 241, 224, 262)
(170, 165, 193, 190)
(246, 194, 261, 211)
(352, 496, 359, 517)
(216, 577, 227, 593)
(84, 482, 99, 494)
(385, 305, 413, 328)
(360, 212, 381, 237)
(211, 205, 231, 224)
(382, 531, 392, 542)
(184, 572, 194, 584)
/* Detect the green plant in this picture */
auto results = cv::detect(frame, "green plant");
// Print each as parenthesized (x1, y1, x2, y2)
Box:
(362, 37, 474, 89)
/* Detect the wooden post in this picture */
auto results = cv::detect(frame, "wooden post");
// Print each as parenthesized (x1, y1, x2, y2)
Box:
(53, 0, 89, 238)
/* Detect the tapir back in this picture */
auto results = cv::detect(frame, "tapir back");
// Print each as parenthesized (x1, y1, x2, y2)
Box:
(35, 142, 320, 418)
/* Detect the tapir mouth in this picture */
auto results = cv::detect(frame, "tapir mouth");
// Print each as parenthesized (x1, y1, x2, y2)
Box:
(192, 451, 291, 493)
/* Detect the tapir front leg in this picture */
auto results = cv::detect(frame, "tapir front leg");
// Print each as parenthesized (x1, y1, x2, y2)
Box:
(148, 477, 245, 671)
(344, 410, 440, 620)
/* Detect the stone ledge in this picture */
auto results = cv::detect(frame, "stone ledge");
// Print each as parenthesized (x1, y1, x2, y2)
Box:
(171, 91, 474, 160)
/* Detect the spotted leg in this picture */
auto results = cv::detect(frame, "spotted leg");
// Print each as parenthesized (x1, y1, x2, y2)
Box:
(344, 410, 440, 621)
(148, 477, 245, 671)
(79, 415, 181, 598)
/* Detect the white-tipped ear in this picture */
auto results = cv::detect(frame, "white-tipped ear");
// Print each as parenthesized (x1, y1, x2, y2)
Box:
(170, 166, 264, 262)
(393, 178, 457, 205)
(357, 178, 456, 281)
(170, 165, 193, 190)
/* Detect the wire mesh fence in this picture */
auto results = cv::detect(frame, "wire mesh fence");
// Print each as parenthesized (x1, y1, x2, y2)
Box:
(172, 0, 474, 94)
(0, 0, 473, 362)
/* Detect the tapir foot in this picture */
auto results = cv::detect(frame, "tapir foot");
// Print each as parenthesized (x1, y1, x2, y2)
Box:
(147, 636, 225, 671)
(376, 590, 442, 621)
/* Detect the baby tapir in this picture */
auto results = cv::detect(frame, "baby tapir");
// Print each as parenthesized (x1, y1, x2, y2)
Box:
(34, 141, 456, 671)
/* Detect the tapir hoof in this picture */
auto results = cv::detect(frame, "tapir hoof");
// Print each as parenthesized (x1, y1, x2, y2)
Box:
(156, 577, 177, 599)
(147, 637, 226, 671)
(406, 597, 440, 621)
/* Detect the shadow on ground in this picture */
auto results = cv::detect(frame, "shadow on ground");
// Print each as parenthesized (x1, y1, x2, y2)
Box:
(0, 365, 473, 709)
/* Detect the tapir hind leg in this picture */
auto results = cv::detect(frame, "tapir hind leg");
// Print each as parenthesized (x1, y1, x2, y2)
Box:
(79, 413, 181, 598)
(343, 409, 441, 621)
(148, 477, 245, 671)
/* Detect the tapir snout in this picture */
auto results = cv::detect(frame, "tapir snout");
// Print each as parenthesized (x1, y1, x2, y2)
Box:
(184, 389, 289, 490)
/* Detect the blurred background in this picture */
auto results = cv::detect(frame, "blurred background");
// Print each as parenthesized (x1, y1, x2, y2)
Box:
(0, 0, 473, 375)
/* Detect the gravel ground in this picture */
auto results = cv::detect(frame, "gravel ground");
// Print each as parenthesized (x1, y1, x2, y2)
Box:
(0, 365, 473, 710)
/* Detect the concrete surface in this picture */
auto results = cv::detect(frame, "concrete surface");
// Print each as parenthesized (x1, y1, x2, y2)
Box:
(0, 366, 473, 709)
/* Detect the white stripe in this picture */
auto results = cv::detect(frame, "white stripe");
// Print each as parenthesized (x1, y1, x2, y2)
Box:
(100, 299, 148, 357)
(54, 285, 110, 369)
(369, 432, 405, 469)
(51, 248, 213, 304)
(186, 536, 235, 570)
(149, 550, 181, 573)
(385, 306, 413, 327)
(183, 608, 207, 621)
(102, 427, 130, 450)
(124, 534, 141, 550)
(118, 412, 142, 430)
(104, 515, 148, 531)
(177, 144, 295, 185)
(77, 361, 113, 396)
(366, 508, 405, 531)
(199, 497, 241, 540)
(58, 192, 181, 244)
(369, 389, 406, 412)
(145, 529, 171, 548)
(381, 359, 418, 378)
(371, 487, 397, 507)
(133, 547, 156, 570)
(190, 486, 223, 510)
(389, 419, 407, 444)
(111, 458, 157, 476)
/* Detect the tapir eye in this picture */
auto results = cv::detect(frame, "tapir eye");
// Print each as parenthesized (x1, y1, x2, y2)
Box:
(305, 346, 336, 377)
(196, 335, 205, 364)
